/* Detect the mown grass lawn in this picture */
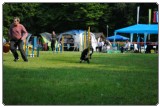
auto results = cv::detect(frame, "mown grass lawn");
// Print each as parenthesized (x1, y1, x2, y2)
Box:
(3, 51, 158, 105)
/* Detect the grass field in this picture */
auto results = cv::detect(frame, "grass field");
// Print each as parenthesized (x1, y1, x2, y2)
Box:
(3, 51, 158, 105)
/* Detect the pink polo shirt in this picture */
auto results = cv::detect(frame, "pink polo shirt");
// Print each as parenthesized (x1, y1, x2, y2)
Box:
(9, 23, 28, 40)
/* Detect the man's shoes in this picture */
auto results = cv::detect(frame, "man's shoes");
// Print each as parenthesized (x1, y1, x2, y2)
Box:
(24, 60, 28, 62)
(13, 58, 28, 62)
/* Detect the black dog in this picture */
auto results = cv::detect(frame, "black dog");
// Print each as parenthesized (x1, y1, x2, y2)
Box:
(80, 47, 93, 64)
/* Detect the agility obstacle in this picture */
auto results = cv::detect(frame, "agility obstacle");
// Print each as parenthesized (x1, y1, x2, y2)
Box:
(60, 27, 92, 52)
(54, 39, 63, 53)
(87, 26, 91, 58)
(24, 34, 40, 57)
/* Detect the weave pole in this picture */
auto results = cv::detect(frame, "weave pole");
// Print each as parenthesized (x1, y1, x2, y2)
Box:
(88, 26, 91, 58)
(84, 31, 87, 49)
(37, 37, 40, 57)
(62, 36, 64, 52)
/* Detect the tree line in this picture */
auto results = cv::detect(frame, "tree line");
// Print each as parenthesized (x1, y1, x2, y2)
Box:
(3, 3, 158, 40)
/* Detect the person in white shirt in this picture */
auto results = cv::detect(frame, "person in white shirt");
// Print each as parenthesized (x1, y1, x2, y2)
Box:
(124, 40, 130, 50)
(97, 35, 103, 52)
(121, 40, 130, 53)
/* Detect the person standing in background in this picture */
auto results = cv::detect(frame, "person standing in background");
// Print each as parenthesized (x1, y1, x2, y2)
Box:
(8, 17, 28, 62)
(97, 35, 103, 52)
(51, 31, 57, 52)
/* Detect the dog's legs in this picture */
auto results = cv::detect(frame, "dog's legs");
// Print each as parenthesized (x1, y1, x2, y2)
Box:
(86, 58, 90, 64)
(90, 54, 92, 59)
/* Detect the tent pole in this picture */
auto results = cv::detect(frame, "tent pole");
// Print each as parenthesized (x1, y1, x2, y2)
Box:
(144, 33, 148, 51)
(130, 33, 133, 44)
(137, 6, 140, 24)
(106, 25, 109, 38)
(113, 32, 116, 47)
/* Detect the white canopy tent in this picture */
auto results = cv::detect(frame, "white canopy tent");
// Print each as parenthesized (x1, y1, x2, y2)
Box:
(58, 30, 98, 51)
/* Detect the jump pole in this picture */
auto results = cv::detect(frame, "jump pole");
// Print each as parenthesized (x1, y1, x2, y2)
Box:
(37, 37, 40, 57)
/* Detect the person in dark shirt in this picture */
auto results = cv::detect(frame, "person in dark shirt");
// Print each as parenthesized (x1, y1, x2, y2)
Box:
(51, 31, 56, 52)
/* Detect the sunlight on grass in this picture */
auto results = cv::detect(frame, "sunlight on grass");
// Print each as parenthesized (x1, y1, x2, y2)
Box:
(3, 51, 158, 105)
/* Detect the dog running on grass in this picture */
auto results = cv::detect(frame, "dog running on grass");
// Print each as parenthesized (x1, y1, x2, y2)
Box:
(80, 47, 94, 64)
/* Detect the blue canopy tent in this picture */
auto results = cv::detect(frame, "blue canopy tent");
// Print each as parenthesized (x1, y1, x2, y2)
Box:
(107, 35, 129, 41)
(114, 24, 158, 48)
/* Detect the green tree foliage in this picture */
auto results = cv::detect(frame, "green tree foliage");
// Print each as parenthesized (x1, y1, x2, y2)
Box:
(3, 3, 158, 40)
(3, 3, 40, 39)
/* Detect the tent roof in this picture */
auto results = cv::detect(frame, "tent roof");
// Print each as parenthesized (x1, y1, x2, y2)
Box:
(39, 32, 52, 45)
(40, 32, 51, 37)
(40, 32, 52, 41)
(61, 30, 85, 35)
(115, 24, 158, 34)
(107, 35, 129, 41)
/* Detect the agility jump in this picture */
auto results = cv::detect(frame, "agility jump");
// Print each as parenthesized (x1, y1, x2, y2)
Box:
(24, 34, 40, 57)
(60, 27, 92, 52)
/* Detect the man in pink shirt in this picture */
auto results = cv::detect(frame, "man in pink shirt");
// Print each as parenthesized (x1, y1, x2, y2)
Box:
(8, 17, 28, 62)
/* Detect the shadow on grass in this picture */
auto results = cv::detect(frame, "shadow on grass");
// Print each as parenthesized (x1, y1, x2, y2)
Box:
(3, 64, 158, 105)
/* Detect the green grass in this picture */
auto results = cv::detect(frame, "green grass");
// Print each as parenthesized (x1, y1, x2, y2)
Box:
(3, 51, 158, 105)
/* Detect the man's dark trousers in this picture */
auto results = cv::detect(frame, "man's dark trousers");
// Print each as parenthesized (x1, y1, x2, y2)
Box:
(10, 39, 28, 61)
